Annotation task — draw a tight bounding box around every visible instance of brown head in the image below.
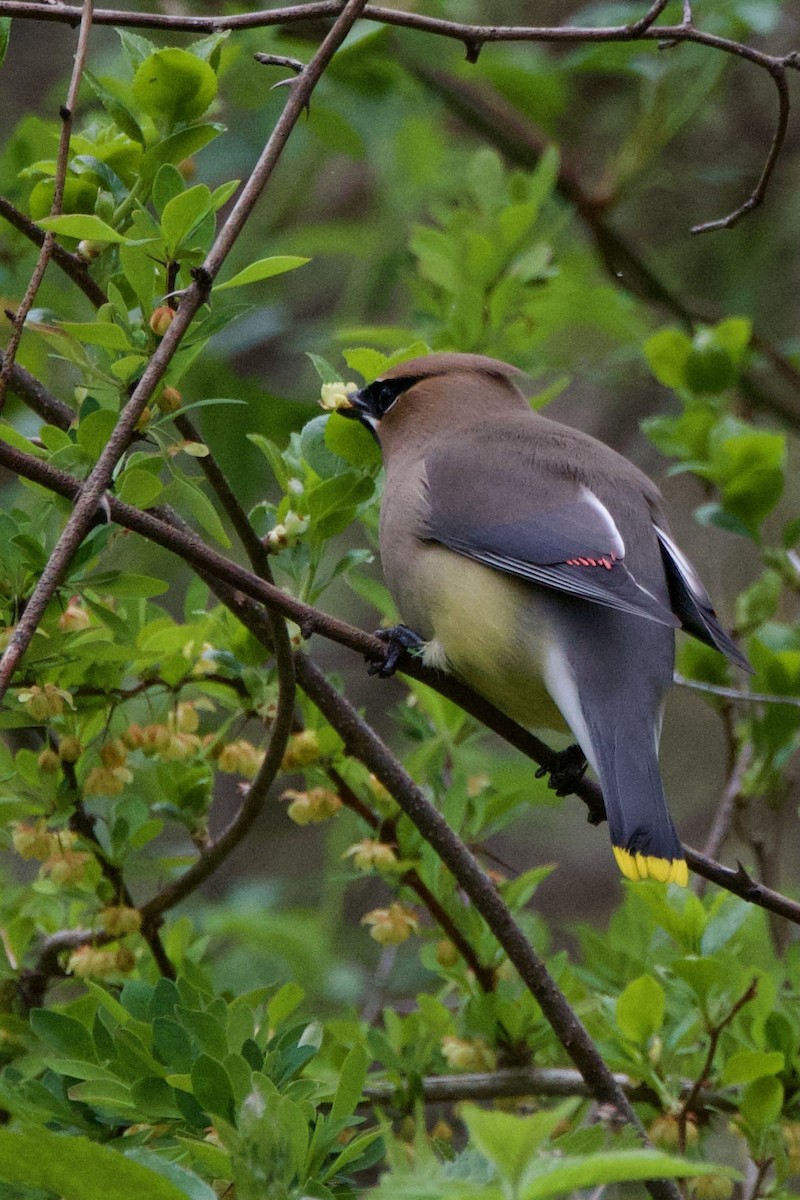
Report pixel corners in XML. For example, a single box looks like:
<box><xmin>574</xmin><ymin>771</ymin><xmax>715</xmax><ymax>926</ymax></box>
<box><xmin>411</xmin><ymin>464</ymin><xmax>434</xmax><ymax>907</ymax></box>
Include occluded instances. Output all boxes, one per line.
<box><xmin>342</xmin><ymin>352</ymin><xmax>530</xmax><ymax>456</ymax></box>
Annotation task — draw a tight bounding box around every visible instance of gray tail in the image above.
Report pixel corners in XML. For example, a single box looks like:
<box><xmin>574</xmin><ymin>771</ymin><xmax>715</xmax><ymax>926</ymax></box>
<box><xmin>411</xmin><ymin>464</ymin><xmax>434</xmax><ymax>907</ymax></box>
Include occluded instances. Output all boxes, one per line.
<box><xmin>584</xmin><ymin>707</ymin><xmax>687</xmax><ymax>886</ymax></box>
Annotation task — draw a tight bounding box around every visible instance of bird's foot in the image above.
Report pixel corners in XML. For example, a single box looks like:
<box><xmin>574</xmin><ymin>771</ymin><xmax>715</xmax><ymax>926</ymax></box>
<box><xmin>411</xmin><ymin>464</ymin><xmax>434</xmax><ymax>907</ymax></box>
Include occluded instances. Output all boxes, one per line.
<box><xmin>369</xmin><ymin>624</ymin><xmax>425</xmax><ymax>678</ymax></box>
<box><xmin>536</xmin><ymin>743</ymin><xmax>588</xmax><ymax>797</ymax></box>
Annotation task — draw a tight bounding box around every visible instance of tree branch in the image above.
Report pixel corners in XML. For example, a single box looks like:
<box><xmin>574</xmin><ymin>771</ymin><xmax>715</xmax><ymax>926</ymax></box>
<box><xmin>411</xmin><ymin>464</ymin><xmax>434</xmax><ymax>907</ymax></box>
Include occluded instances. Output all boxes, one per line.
<box><xmin>0</xmin><ymin>2</ymin><xmax>794</xmax><ymax>233</ymax></box>
<box><xmin>293</xmin><ymin>652</ymin><xmax>681</xmax><ymax>1200</ymax></box>
<box><xmin>0</xmin><ymin>197</ymin><xmax>108</xmax><ymax>309</ymax></box>
<box><xmin>0</xmin><ymin>0</ymin><xmax>94</xmax><ymax>407</ymax></box>
<box><xmin>0</xmin><ymin>0</ymin><xmax>370</xmax><ymax>703</ymax></box>
<box><xmin>361</xmin><ymin>1065</ymin><xmax>735</xmax><ymax>1112</ymax></box>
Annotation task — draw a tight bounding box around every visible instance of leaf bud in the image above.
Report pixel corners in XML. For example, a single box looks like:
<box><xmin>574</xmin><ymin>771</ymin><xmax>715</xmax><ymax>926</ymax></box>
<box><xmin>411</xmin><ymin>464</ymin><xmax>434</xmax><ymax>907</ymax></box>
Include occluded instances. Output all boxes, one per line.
<box><xmin>149</xmin><ymin>306</ymin><xmax>176</xmax><ymax>337</ymax></box>
<box><xmin>157</xmin><ymin>386</ymin><xmax>182</xmax><ymax>413</ymax></box>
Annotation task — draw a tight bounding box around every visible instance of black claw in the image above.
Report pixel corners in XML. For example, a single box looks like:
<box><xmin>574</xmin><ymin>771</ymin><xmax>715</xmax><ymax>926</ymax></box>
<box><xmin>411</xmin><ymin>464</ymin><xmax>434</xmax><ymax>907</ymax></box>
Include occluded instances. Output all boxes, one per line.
<box><xmin>368</xmin><ymin>624</ymin><xmax>425</xmax><ymax>678</ymax></box>
<box><xmin>536</xmin><ymin>744</ymin><xmax>588</xmax><ymax>797</ymax></box>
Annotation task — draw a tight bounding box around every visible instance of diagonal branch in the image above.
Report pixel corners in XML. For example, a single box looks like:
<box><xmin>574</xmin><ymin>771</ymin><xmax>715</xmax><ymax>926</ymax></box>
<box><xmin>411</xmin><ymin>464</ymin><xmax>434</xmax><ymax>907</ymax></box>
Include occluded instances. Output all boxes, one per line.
<box><xmin>0</xmin><ymin>197</ymin><xmax>108</xmax><ymax>309</ymax></box>
<box><xmin>294</xmin><ymin>652</ymin><xmax>681</xmax><ymax>1200</ymax></box>
<box><xmin>0</xmin><ymin>0</ymin><xmax>370</xmax><ymax>705</ymax></box>
<box><xmin>0</xmin><ymin>0</ymin><xmax>94</xmax><ymax>407</ymax></box>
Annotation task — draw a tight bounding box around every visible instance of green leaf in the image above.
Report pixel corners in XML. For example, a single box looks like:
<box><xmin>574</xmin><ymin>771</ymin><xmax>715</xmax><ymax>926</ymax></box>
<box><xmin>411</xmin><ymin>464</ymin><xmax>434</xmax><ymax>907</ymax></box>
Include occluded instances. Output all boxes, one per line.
<box><xmin>519</xmin><ymin>1151</ymin><xmax>738</xmax><ymax>1199</ymax></box>
<box><xmin>133</xmin><ymin>49</ymin><xmax>218</xmax><ymax>125</ymax></box>
<box><xmin>117</xmin><ymin>28</ymin><xmax>157</xmax><ymax>71</ymax></box>
<box><xmin>306</xmin><ymin>353</ymin><xmax>342</xmax><ymax>385</ymax></box>
<box><xmin>306</xmin><ymin>472</ymin><xmax>374</xmax><ymax>538</ymax></box>
<box><xmin>643</xmin><ymin>327</ymin><xmax>692</xmax><ymax>389</ymax></box>
<box><xmin>740</xmin><ymin>1075</ymin><xmax>784</xmax><ymax>1132</ymax></box>
<box><xmin>721</xmin><ymin>1049</ymin><xmax>785</xmax><ymax>1086</ymax></box>
<box><xmin>37</xmin><ymin>214</ymin><xmax>134</xmax><ymax>243</ymax></box>
<box><xmin>162</xmin><ymin>474</ymin><xmax>231</xmax><ymax>548</ymax></box>
<box><xmin>331</xmin><ymin>1044</ymin><xmax>368</xmax><ymax>1122</ymax></box>
<box><xmin>153</xmin><ymin>163</ymin><xmax>186</xmax><ymax>219</ymax></box>
<box><xmin>85</xmin><ymin>571</ymin><xmax>169</xmax><ymax>598</ymax></box>
<box><xmin>31</xmin><ymin>1009</ymin><xmax>97</xmax><ymax>1061</ymax></box>
<box><xmin>116</xmin><ymin>467</ymin><xmax>164</xmax><ymax>508</ymax></box>
<box><xmin>713</xmin><ymin>316</ymin><xmax>752</xmax><ymax>362</ymax></box>
<box><xmin>0</xmin><ymin>19</ymin><xmax>10</xmax><ymax>68</ymax></box>
<box><xmin>139</xmin><ymin>124</ymin><xmax>224</xmax><ymax>187</ymax></box>
<box><xmin>463</xmin><ymin>1103</ymin><xmax>573</xmax><ymax>1190</ymax></box>
<box><xmin>615</xmin><ymin>974</ymin><xmax>665</xmax><ymax>1044</ymax></box>
<box><xmin>75</xmin><ymin>408</ymin><xmax>117</xmax><ymax>460</ymax></box>
<box><xmin>58</xmin><ymin>321</ymin><xmax>131</xmax><ymax>351</ymax></box>
<box><xmin>83</xmin><ymin>70</ymin><xmax>145</xmax><ymax>145</ymax></box>
<box><xmin>161</xmin><ymin>184</ymin><xmax>214</xmax><ymax>256</ymax></box>
<box><xmin>0</xmin><ymin>1128</ymin><xmax>193</xmax><ymax>1200</ymax></box>
<box><xmin>214</xmin><ymin>255</ymin><xmax>309</xmax><ymax>292</ymax></box>
<box><xmin>123</xmin><ymin>1148</ymin><xmax>217</xmax><ymax>1200</ymax></box>
<box><xmin>324</xmin><ymin>412</ymin><xmax>381</xmax><ymax>469</ymax></box>
<box><xmin>190</xmin><ymin>1053</ymin><xmax>235</xmax><ymax>1122</ymax></box>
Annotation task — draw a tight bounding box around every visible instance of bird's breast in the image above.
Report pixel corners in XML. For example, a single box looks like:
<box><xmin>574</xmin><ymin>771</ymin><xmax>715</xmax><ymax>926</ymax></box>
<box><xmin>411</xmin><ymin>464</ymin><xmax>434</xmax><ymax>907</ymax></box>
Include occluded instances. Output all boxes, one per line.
<box><xmin>397</xmin><ymin>543</ymin><xmax>568</xmax><ymax>734</ymax></box>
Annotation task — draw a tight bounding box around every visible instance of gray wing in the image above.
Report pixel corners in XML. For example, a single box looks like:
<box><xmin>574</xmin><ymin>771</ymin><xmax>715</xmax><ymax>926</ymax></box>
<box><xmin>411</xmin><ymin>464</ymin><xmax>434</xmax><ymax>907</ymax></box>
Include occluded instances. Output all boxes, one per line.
<box><xmin>423</xmin><ymin>444</ymin><xmax>679</xmax><ymax>628</ymax></box>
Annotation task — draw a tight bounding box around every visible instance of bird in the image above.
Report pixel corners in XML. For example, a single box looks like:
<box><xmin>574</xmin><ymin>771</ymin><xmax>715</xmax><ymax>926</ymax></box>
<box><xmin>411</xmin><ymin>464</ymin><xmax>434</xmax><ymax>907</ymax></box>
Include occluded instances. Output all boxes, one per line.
<box><xmin>336</xmin><ymin>351</ymin><xmax>752</xmax><ymax>886</ymax></box>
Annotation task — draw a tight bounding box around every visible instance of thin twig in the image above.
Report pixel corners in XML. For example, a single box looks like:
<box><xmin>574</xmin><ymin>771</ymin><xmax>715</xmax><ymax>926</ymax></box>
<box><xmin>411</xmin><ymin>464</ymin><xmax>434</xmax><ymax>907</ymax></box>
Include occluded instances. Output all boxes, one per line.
<box><xmin>0</xmin><ymin>2</ymin><xmax>796</xmax><ymax>230</ymax></box>
<box><xmin>0</xmin><ymin>0</ymin><xmax>370</xmax><ymax>704</ymax></box>
<box><xmin>675</xmin><ymin>674</ymin><xmax>800</xmax><ymax>709</ymax></box>
<box><xmin>328</xmin><ymin>767</ymin><xmax>496</xmax><ymax>991</ymax></box>
<box><xmin>690</xmin><ymin>64</ymin><xmax>791</xmax><ymax>234</ymax></box>
<box><xmin>409</xmin><ymin>62</ymin><xmax>800</xmax><ymax>431</ymax></box>
<box><xmin>677</xmin><ymin>977</ymin><xmax>758</xmax><ymax>1153</ymax></box>
<box><xmin>0</xmin><ymin>197</ymin><xmax>108</xmax><ymax>309</ymax></box>
<box><xmin>695</xmin><ymin>741</ymin><xmax>753</xmax><ymax>888</ymax></box>
<box><xmin>0</xmin><ymin>0</ymin><xmax>94</xmax><ymax>407</ymax></box>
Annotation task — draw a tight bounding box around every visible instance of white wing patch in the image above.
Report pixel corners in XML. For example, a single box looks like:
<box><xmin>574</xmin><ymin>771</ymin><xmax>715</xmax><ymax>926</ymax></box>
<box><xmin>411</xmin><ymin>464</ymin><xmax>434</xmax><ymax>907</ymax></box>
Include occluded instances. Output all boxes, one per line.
<box><xmin>579</xmin><ymin>486</ymin><xmax>626</xmax><ymax>559</ymax></box>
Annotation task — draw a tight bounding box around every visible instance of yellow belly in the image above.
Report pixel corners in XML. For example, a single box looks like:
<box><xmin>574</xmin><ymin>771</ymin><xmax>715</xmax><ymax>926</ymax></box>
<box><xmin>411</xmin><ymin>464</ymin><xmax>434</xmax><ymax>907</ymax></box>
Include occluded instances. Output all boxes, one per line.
<box><xmin>413</xmin><ymin>546</ymin><xmax>567</xmax><ymax>734</ymax></box>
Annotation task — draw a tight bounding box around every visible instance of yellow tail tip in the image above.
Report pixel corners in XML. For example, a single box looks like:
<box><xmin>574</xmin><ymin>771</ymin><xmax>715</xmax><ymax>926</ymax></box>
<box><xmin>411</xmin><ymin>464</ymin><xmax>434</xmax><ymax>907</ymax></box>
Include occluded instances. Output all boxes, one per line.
<box><xmin>613</xmin><ymin>847</ymin><xmax>688</xmax><ymax>887</ymax></box>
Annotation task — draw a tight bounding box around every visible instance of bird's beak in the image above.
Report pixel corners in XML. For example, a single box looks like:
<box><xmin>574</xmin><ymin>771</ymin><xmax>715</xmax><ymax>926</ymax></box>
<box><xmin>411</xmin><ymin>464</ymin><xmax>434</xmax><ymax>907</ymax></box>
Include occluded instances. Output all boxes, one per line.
<box><xmin>319</xmin><ymin>381</ymin><xmax>369</xmax><ymax>420</ymax></box>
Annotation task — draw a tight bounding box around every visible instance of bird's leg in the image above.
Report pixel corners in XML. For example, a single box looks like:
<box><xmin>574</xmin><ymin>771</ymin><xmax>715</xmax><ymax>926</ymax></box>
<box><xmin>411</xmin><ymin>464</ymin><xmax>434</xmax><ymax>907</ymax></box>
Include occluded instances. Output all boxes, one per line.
<box><xmin>369</xmin><ymin>624</ymin><xmax>426</xmax><ymax>678</ymax></box>
<box><xmin>536</xmin><ymin>744</ymin><xmax>588</xmax><ymax>797</ymax></box>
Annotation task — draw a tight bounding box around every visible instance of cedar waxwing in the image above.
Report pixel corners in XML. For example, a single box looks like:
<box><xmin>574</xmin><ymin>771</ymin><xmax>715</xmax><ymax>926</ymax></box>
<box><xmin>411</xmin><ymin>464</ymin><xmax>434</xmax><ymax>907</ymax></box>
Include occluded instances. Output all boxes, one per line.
<box><xmin>339</xmin><ymin>352</ymin><xmax>752</xmax><ymax>886</ymax></box>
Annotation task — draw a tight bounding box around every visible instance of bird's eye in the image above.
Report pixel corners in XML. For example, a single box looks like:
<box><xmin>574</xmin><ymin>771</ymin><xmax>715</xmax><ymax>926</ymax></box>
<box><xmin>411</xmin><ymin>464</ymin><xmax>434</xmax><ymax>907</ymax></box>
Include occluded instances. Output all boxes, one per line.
<box><xmin>378</xmin><ymin>384</ymin><xmax>398</xmax><ymax>415</ymax></box>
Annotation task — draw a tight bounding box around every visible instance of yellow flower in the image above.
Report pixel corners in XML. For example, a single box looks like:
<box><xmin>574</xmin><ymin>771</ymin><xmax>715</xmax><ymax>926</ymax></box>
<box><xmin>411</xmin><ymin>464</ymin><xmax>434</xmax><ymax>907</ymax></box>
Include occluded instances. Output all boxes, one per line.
<box><xmin>12</xmin><ymin>821</ymin><xmax>59</xmax><ymax>861</ymax></box>
<box><xmin>218</xmin><ymin>739</ymin><xmax>265</xmax><ymax>778</ymax></box>
<box><xmin>281</xmin><ymin>730</ymin><xmax>321</xmax><ymax>770</ymax></box>
<box><xmin>68</xmin><ymin>946</ymin><xmax>121</xmax><ymax>978</ymax></box>
<box><xmin>343</xmin><ymin>839</ymin><xmax>398</xmax><ymax>872</ymax></box>
<box><xmin>18</xmin><ymin>683</ymin><xmax>74</xmax><ymax>719</ymax></box>
<box><xmin>58</xmin><ymin>596</ymin><xmax>91</xmax><ymax>632</ymax></box>
<box><xmin>100</xmin><ymin>739</ymin><xmax>128</xmax><ymax>769</ymax></box>
<box><xmin>319</xmin><ymin>380</ymin><xmax>357</xmax><ymax>412</ymax></box>
<box><xmin>361</xmin><ymin>902</ymin><xmax>419</xmax><ymax>946</ymax></box>
<box><xmin>37</xmin><ymin>749</ymin><xmax>60</xmax><ymax>775</ymax></box>
<box><xmin>42</xmin><ymin>849</ymin><xmax>91</xmax><ymax>886</ymax></box>
<box><xmin>101</xmin><ymin>906</ymin><xmax>142</xmax><ymax>936</ymax></box>
<box><xmin>84</xmin><ymin>765</ymin><xmax>133</xmax><ymax>797</ymax></box>
<box><xmin>440</xmin><ymin>1036</ymin><xmax>496</xmax><ymax>1073</ymax></box>
<box><xmin>149</xmin><ymin>305</ymin><xmax>176</xmax><ymax>337</ymax></box>
<box><xmin>283</xmin><ymin>787</ymin><xmax>342</xmax><ymax>825</ymax></box>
